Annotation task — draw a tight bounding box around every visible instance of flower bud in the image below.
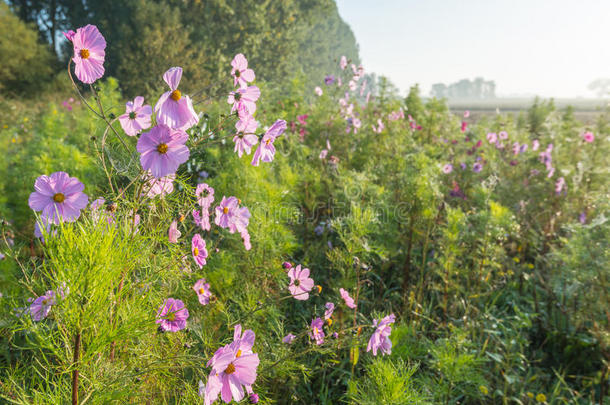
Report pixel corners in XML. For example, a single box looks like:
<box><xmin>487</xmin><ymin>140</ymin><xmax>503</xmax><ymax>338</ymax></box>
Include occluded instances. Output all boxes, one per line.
<box><xmin>316</xmin><ymin>285</ymin><xmax>322</xmax><ymax>293</ymax></box>
<box><xmin>282</xmin><ymin>262</ymin><xmax>292</xmax><ymax>269</ymax></box>
<box><xmin>249</xmin><ymin>393</ymin><xmax>259</xmax><ymax>403</ymax></box>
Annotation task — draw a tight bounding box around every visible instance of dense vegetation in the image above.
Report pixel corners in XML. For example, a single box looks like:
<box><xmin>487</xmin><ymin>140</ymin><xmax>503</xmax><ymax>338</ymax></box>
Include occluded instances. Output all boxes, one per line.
<box><xmin>0</xmin><ymin>2</ymin><xmax>608</xmax><ymax>404</ymax></box>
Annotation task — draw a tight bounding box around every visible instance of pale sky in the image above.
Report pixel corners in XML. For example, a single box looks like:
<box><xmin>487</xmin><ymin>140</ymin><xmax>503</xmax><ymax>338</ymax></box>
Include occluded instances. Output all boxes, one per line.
<box><xmin>336</xmin><ymin>0</ymin><xmax>610</xmax><ymax>98</ymax></box>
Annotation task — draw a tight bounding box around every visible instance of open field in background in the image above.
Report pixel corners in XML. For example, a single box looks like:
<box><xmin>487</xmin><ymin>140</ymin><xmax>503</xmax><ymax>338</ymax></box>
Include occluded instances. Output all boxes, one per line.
<box><xmin>447</xmin><ymin>98</ymin><xmax>609</xmax><ymax>123</ymax></box>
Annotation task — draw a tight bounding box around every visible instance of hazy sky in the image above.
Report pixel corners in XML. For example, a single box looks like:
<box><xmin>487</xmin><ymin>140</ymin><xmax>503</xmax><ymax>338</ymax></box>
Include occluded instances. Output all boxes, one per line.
<box><xmin>336</xmin><ymin>0</ymin><xmax>610</xmax><ymax>98</ymax></box>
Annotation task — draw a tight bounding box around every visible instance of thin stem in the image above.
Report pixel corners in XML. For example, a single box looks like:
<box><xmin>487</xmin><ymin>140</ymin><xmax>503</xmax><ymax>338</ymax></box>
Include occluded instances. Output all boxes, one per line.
<box><xmin>71</xmin><ymin>331</ymin><xmax>81</xmax><ymax>405</ymax></box>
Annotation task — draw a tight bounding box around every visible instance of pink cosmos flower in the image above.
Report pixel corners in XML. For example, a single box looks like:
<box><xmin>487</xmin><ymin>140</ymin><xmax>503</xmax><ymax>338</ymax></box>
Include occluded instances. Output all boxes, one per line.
<box><xmin>372</xmin><ymin>118</ymin><xmax>385</xmax><ymax>133</ymax></box>
<box><xmin>499</xmin><ymin>131</ymin><xmax>508</xmax><ymax>140</ymax></box>
<box><xmin>168</xmin><ymin>220</ymin><xmax>181</xmax><ymax>243</ymax></box>
<box><xmin>314</xmin><ymin>86</ymin><xmax>323</xmax><ymax>96</ymax></box>
<box><xmin>340</xmin><ymin>55</ymin><xmax>347</xmax><ymax>70</ymax></box>
<box><xmin>512</xmin><ymin>142</ymin><xmax>521</xmax><ymax>155</ymax></box>
<box><xmin>143</xmin><ymin>172</ymin><xmax>175</xmax><ymax>198</ymax></box>
<box><xmin>228</xmin><ymin>86</ymin><xmax>261</xmax><ymax>115</ymax></box>
<box><xmin>28</xmin><ymin>172</ymin><xmax>88</xmax><ymax>225</ymax></box>
<box><xmin>192</xmin><ymin>234</ymin><xmax>208</xmax><ymax>268</ymax></box>
<box><xmin>473</xmin><ymin>162</ymin><xmax>483</xmax><ymax>173</ymax></box>
<box><xmin>442</xmin><ymin>164</ymin><xmax>453</xmax><ymax>174</ymax></box>
<box><xmin>154</xmin><ymin>67</ymin><xmax>199</xmax><ymax>131</ymax></box>
<box><xmin>137</xmin><ymin>125</ymin><xmax>190</xmax><ymax>178</ymax></box>
<box><xmin>324</xmin><ymin>302</ymin><xmax>335</xmax><ymax>320</ymax></box>
<box><xmin>309</xmin><ymin>317</ymin><xmax>325</xmax><ymax>345</ymax></box>
<box><xmin>532</xmin><ymin>139</ymin><xmax>540</xmax><ymax>151</ymax></box>
<box><xmin>193</xmin><ymin>278</ymin><xmax>212</xmax><ymax>305</ymax></box>
<box><xmin>464</xmin><ymin>110</ymin><xmax>470</xmax><ymax>118</ymax></box>
<box><xmin>119</xmin><ymin>96</ymin><xmax>152</xmax><ymax>136</ymax></box>
<box><xmin>297</xmin><ymin>115</ymin><xmax>308</xmax><ymax>126</ymax></box>
<box><xmin>240</xmin><ymin>229</ymin><xmax>252</xmax><ymax>251</ymax></box>
<box><xmin>234</xmin><ymin>121</ymin><xmax>259</xmax><ymax>157</ymax></box>
<box><xmin>582</xmin><ymin>131</ymin><xmax>594</xmax><ymax>143</ymax></box>
<box><xmin>196</xmin><ymin>183</ymin><xmax>215</xmax><ymax>209</ymax></box>
<box><xmin>30</xmin><ymin>290</ymin><xmax>55</xmax><ymax>321</ymax></box>
<box><xmin>156</xmin><ymin>298</ymin><xmax>189</xmax><ymax>332</ymax></box>
<box><xmin>352</xmin><ymin>117</ymin><xmax>362</xmax><ymax>133</ymax></box>
<box><xmin>193</xmin><ymin>208</ymin><xmax>212</xmax><ymax>231</ymax></box>
<box><xmin>63</xmin><ymin>30</ymin><xmax>75</xmax><ymax>41</ymax></box>
<box><xmin>348</xmin><ymin>80</ymin><xmax>357</xmax><ymax>91</ymax></box>
<box><xmin>486</xmin><ymin>132</ymin><xmax>497</xmax><ymax>143</ymax></box>
<box><xmin>287</xmin><ymin>264</ymin><xmax>314</xmax><ymax>300</ymax></box>
<box><xmin>34</xmin><ymin>217</ymin><xmax>53</xmax><ymax>240</ymax></box>
<box><xmin>319</xmin><ymin>149</ymin><xmax>329</xmax><ymax>159</ymax></box>
<box><xmin>461</xmin><ymin>121</ymin><xmax>468</xmax><ymax>132</ymax></box>
<box><xmin>215</xmin><ymin>196</ymin><xmax>238</xmax><ymax>229</ymax></box>
<box><xmin>340</xmin><ymin>288</ymin><xmax>356</xmax><ymax>309</ymax></box>
<box><xmin>231</xmin><ymin>53</ymin><xmax>256</xmax><ymax>88</ymax></box>
<box><xmin>283</xmin><ymin>333</ymin><xmax>296</xmax><ymax>344</ymax></box>
<box><xmin>367</xmin><ymin>313</ymin><xmax>396</xmax><ymax>356</ymax></box>
<box><xmin>70</xmin><ymin>25</ymin><xmax>106</xmax><ymax>84</ymax></box>
<box><xmin>251</xmin><ymin>119</ymin><xmax>286</xmax><ymax>166</ymax></box>
<box><xmin>555</xmin><ymin>177</ymin><xmax>566</xmax><ymax>195</ymax></box>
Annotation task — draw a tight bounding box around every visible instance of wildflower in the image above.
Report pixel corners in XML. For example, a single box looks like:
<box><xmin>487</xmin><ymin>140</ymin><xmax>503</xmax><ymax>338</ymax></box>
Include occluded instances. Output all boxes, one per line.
<box><xmin>70</xmin><ymin>25</ymin><xmax>106</xmax><ymax>84</ymax></box>
<box><xmin>479</xmin><ymin>385</ymin><xmax>488</xmax><ymax>395</ymax></box>
<box><xmin>154</xmin><ymin>67</ymin><xmax>199</xmax><ymax>131</ymax></box>
<box><xmin>287</xmin><ymin>264</ymin><xmax>314</xmax><ymax>300</ymax></box>
<box><xmin>324</xmin><ymin>75</ymin><xmax>335</xmax><ymax>85</ymax></box>
<box><xmin>532</xmin><ymin>139</ymin><xmax>540</xmax><ymax>150</ymax></box>
<box><xmin>249</xmin><ymin>393</ymin><xmax>259</xmax><ymax>403</ymax></box>
<box><xmin>215</xmin><ymin>196</ymin><xmax>238</xmax><ymax>229</ymax></box>
<box><xmin>314</xmin><ymin>86</ymin><xmax>323</xmax><ymax>96</ymax></box>
<box><xmin>233</xmin><ymin>114</ymin><xmax>259</xmax><ymax>158</ymax></box>
<box><xmin>367</xmin><ymin>313</ymin><xmax>396</xmax><ymax>356</ymax></box>
<box><xmin>579</xmin><ymin>212</ymin><xmax>586</xmax><ymax>224</ymax></box>
<box><xmin>156</xmin><ymin>298</ymin><xmax>189</xmax><ymax>332</ymax></box>
<box><xmin>316</xmin><ymin>285</ymin><xmax>322</xmax><ymax>293</ymax></box>
<box><xmin>464</xmin><ymin>110</ymin><xmax>470</xmax><ymax>118</ymax></box>
<box><xmin>340</xmin><ymin>288</ymin><xmax>356</xmax><ymax>309</ymax></box>
<box><xmin>319</xmin><ymin>149</ymin><xmax>328</xmax><ymax>159</ymax></box>
<box><xmin>251</xmin><ymin>119</ymin><xmax>287</xmax><ymax>166</ymax></box>
<box><xmin>28</xmin><ymin>172</ymin><xmax>88</xmax><ymax>225</ymax></box>
<box><xmin>231</xmin><ymin>53</ymin><xmax>255</xmax><ymax>88</ymax></box>
<box><xmin>520</xmin><ymin>143</ymin><xmax>528</xmax><ymax>153</ymax></box>
<box><xmin>486</xmin><ymin>132</ymin><xmax>497</xmax><ymax>143</ymax></box>
<box><xmin>555</xmin><ymin>177</ymin><xmax>566</xmax><ymax>195</ymax></box>
<box><xmin>168</xmin><ymin>220</ymin><xmax>181</xmax><ymax>243</ymax></box>
<box><xmin>240</xmin><ymin>229</ymin><xmax>252</xmax><ymax>250</ymax></box>
<box><xmin>143</xmin><ymin>172</ymin><xmax>175</xmax><ymax>198</ymax></box>
<box><xmin>340</xmin><ymin>55</ymin><xmax>347</xmax><ymax>69</ymax></box>
<box><xmin>191</xmin><ymin>279</ymin><xmax>212</xmax><ymax>306</ymax></box>
<box><xmin>352</xmin><ymin>117</ymin><xmax>362</xmax><ymax>133</ymax></box>
<box><xmin>535</xmin><ymin>393</ymin><xmax>547</xmax><ymax>403</ymax></box>
<box><xmin>499</xmin><ymin>131</ymin><xmax>508</xmax><ymax>139</ymax></box>
<box><xmin>137</xmin><ymin>125</ymin><xmax>190</xmax><ymax>178</ymax></box>
<box><xmin>63</xmin><ymin>30</ymin><xmax>75</xmax><ymax>41</ymax></box>
<box><xmin>30</xmin><ymin>290</ymin><xmax>55</xmax><ymax>321</ymax></box>
<box><xmin>119</xmin><ymin>96</ymin><xmax>152</xmax><ymax>136</ymax></box>
<box><xmin>314</xmin><ymin>225</ymin><xmax>324</xmax><ymax>236</ymax></box>
<box><xmin>372</xmin><ymin>118</ymin><xmax>385</xmax><ymax>133</ymax></box>
<box><xmin>324</xmin><ymin>302</ymin><xmax>335</xmax><ymax>319</ymax></box>
<box><xmin>461</xmin><ymin>121</ymin><xmax>468</xmax><ymax>132</ymax></box>
<box><xmin>228</xmin><ymin>86</ymin><xmax>261</xmax><ymax>115</ymax></box>
<box><xmin>348</xmin><ymin>80</ymin><xmax>357</xmax><ymax>91</ymax></box>
<box><xmin>582</xmin><ymin>131</ymin><xmax>594</xmax><ymax>142</ymax></box>
<box><xmin>442</xmin><ymin>164</ymin><xmax>453</xmax><ymax>174</ymax></box>
<box><xmin>283</xmin><ymin>333</ymin><xmax>296</xmax><ymax>344</ymax></box>
<box><xmin>527</xmin><ymin>392</ymin><xmax>534</xmax><ymax>398</ymax></box>
<box><xmin>297</xmin><ymin>114</ymin><xmax>308</xmax><ymax>126</ymax></box>
<box><xmin>473</xmin><ymin>162</ymin><xmax>483</xmax><ymax>173</ymax></box>
<box><xmin>282</xmin><ymin>261</ymin><xmax>293</xmax><ymax>269</ymax></box>
<box><xmin>309</xmin><ymin>317</ymin><xmax>325</xmax><ymax>345</ymax></box>
<box><xmin>192</xmin><ymin>234</ymin><xmax>208</xmax><ymax>268</ymax></box>
<box><xmin>196</xmin><ymin>183</ymin><xmax>215</xmax><ymax>209</ymax></box>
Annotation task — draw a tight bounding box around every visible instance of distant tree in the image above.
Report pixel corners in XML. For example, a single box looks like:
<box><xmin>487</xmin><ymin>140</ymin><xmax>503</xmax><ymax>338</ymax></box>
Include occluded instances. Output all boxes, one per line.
<box><xmin>0</xmin><ymin>3</ymin><xmax>56</xmax><ymax>96</ymax></box>
<box><xmin>588</xmin><ymin>78</ymin><xmax>610</xmax><ymax>98</ymax></box>
<box><xmin>405</xmin><ymin>84</ymin><xmax>424</xmax><ymax>120</ymax></box>
<box><xmin>430</xmin><ymin>83</ymin><xmax>447</xmax><ymax>98</ymax></box>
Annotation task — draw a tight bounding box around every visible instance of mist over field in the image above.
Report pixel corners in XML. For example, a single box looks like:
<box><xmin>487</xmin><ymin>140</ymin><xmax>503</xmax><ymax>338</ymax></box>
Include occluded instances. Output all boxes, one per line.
<box><xmin>0</xmin><ymin>1</ymin><xmax>608</xmax><ymax>404</ymax></box>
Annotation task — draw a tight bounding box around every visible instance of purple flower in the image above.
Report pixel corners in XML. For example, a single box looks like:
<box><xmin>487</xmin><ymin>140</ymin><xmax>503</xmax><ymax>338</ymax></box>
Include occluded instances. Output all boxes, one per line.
<box><xmin>70</xmin><ymin>25</ymin><xmax>106</xmax><ymax>84</ymax></box>
<box><xmin>473</xmin><ymin>163</ymin><xmax>483</xmax><ymax>173</ymax></box>
<box><xmin>340</xmin><ymin>288</ymin><xmax>356</xmax><ymax>309</ymax></box>
<box><xmin>367</xmin><ymin>314</ymin><xmax>396</xmax><ymax>356</ymax></box>
<box><xmin>154</xmin><ymin>67</ymin><xmax>199</xmax><ymax>131</ymax></box>
<box><xmin>309</xmin><ymin>317</ymin><xmax>325</xmax><ymax>345</ymax></box>
<box><xmin>143</xmin><ymin>172</ymin><xmax>175</xmax><ymax>198</ymax></box>
<box><xmin>324</xmin><ymin>302</ymin><xmax>335</xmax><ymax>320</ymax></box>
<box><xmin>287</xmin><ymin>264</ymin><xmax>314</xmax><ymax>300</ymax></box>
<box><xmin>196</xmin><ymin>183</ymin><xmax>215</xmax><ymax>209</ymax></box>
<box><xmin>532</xmin><ymin>139</ymin><xmax>540</xmax><ymax>151</ymax></box>
<box><xmin>193</xmin><ymin>278</ymin><xmax>211</xmax><ymax>305</ymax></box>
<box><xmin>486</xmin><ymin>132</ymin><xmax>497</xmax><ymax>143</ymax></box>
<box><xmin>582</xmin><ymin>131</ymin><xmax>594</xmax><ymax>143</ymax></box>
<box><xmin>119</xmin><ymin>96</ymin><xmax>152</xmax><ymax>136</ymax></box>
<box><xmin>28</xmin><ymin>172</ymin><xmax>89</xmax><ymax>225</ymax></box>
<box><xmin>228</xmin><ymin>86</ymin><xmax>261</xmax><ymax>115</ymax></box>
<box><xmin>324</xmin><ymin>75</ymin><xmax>335</xmax><ymax>85</ymax></box>
<box><xmin>249</xmin><ymin>393</ymin><xmax>259</xmax><ymax>403</ymax></box>
<box><xmin>168</xmin><ymin>220</ymin><xmax>181</xmax><ymax>243</ymax></box>
<box><xmin>442</xmin><ymin>164</ymin><xmax>453</xmax><ymax>174</ymax></box>
<box><xmin>156</xmin><ymin>298</ymin><xmax>189</xmax><ymax>332</ymax></box>
<box><xmin>499</xmin><ymin>131</ymin><xmax>508</xmax><ymax>140</ymax></box>
<box><xmin>215</xmin><ymin>196</ymin><xmax>238</xmax><ymax>229</ymax></box>
<box><xmin>251</xmin><ymin>119</ymin><xmax>286</xmax><ymax>166</ymax></box>
<box><xmin>192</xmin><ymin>234</ymin><xmax>208</xmax><ymax>268</ymax></box>
<box><xmin>137</xmin><ymin>125</ymin><xmax>190</xmax><ymax>178</ymax></box>
<box><xmin>231</xmin><ymin>53</ymin><xmax>256</xmax><ymax>88</ymax></box>
<box><xmin>30</xmin><ymin>290</ymin><xmax>55</xmax><ymax>321</ymax></box>
<box><xmin>555</xmin><ymin>177</ymin><xmax>566</xmax><ymax>195</ymax></box>
<box><xmin>579</xmin><ymin>212</ymin><xmax>587</xmax><ymax>224</ymax></box>
<box><xmin>314</xmin><ymin>225</ymin><xmax>324</xmax><ymax>236</ymax></box>
<box><xmin>282</xmin><ymin>333</ymin><xmax>296</xmax><ymax>344</ymax></box>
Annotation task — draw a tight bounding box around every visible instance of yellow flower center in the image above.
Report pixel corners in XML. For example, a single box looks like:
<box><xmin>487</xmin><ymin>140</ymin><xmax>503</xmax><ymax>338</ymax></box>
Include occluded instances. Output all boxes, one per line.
<box><xmin>198</xmin><ymin>288</ymin><xmax>205</xmax><ymax>294</ymax></box>
<box><xmin>42</xmin><ymin>299</ymin><xmax>48</xmax><ymax>305</ymax></box>
<box><xmin>313</xmin><ymin>327</ymin><xmax>319</xmax><ymax>335</ymax></box>
<box><xmin>236</xmin><ymin>349</ymin><xmax>242</xmax><ymax>358</ymax></box>
<box><xmin>79</xmin><ymin>49</ymin><xmax>90</xmax><ymax>59</ymax></box>
<box><xmin>225</xmin><ymin>363</ymin><xmax>236</xmax><ymax>374</ymax></box>
<box><xmin>265</xmin><ymin>138</ymin><xmax>271</xmax><ymax>145</ymax></box>
<box><xmin>157</xmin><ymin>143</ymin><xmax>168</xmax><ymax>154</ymax></box>
<box><xmin>326</xmin><ymin>318</ymin><xmax>333</xmax><ymax>326</ymax></box>
<box><xmin>223</xmin><ymin>207</ymin><xmax>229</xmax><ymax>214</ymax></box>
<box><xmin>193</xmin><ymin>247</ymin><xmax>199</xmax><ymax>257</ymax></box>
<box><xmin>53</xmin><ymin>193</ymin><xmax>65</xmax><ymax>203</ymax></box>
<box><xmin>167</xmin><ymin>312</ymin><xmax>176</xmax><ymax>321</ymax></box>
<box><xmin>237</xmin><ymin>199</ymin><xmax>242</xmax><ymax>204</ymax></box>
<box><xmin>170</xmin><ymin>90</ymin><xmax>182</xmax><ymax>101</ymax></box>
